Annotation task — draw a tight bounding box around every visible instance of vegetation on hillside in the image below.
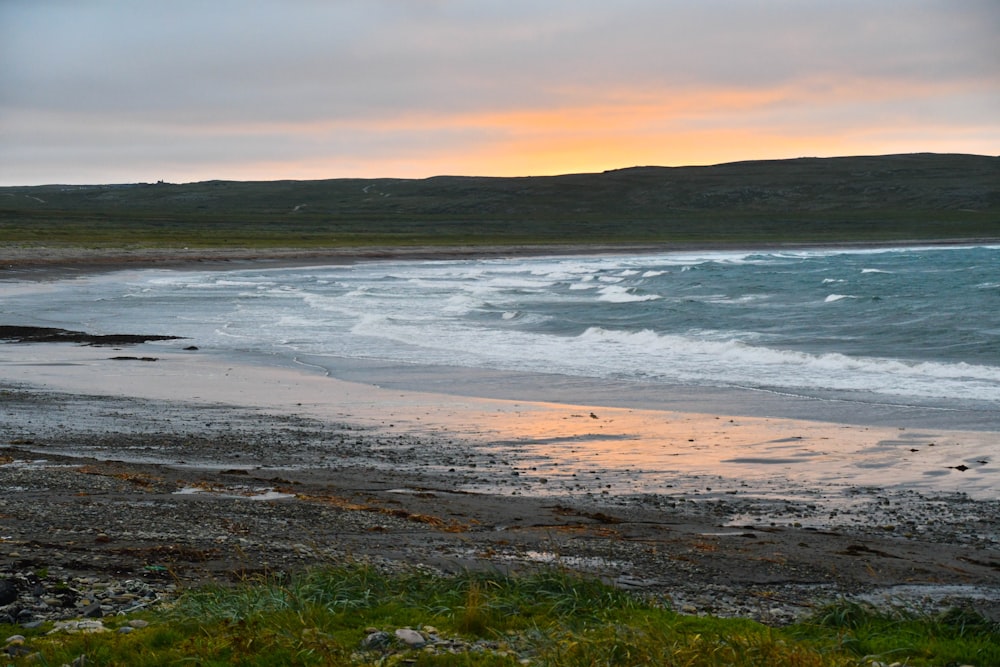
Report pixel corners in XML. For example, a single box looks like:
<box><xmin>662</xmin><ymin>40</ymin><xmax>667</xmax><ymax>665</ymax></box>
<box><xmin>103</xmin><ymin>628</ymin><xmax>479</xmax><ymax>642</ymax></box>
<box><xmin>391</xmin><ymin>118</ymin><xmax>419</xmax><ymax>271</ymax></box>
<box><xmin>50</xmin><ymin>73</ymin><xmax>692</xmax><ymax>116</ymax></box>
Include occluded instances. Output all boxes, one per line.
<box><xmin>2</xmin><ymin>154</ymin><xmax>998</xmax><ymax>248</ymax></box>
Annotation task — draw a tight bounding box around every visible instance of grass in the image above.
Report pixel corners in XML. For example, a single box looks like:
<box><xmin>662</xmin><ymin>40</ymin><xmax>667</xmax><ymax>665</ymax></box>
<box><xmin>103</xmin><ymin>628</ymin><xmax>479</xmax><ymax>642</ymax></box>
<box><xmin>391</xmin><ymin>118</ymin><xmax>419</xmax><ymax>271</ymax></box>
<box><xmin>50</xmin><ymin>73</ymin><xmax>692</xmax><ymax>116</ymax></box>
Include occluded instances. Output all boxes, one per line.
<box><xmin>3</xmin><ymin>208</ymin><xmax>997</xmax><ymax>250</ymax></box>
<box><xmin>2</xmin><ymin>154</ymin><xmax>998</xmax><ymax>250</ymax></box>
<box><xmin>3</xmin><ymin>566</ymin><xmax>997</xmax><ymax>666</ymax></box>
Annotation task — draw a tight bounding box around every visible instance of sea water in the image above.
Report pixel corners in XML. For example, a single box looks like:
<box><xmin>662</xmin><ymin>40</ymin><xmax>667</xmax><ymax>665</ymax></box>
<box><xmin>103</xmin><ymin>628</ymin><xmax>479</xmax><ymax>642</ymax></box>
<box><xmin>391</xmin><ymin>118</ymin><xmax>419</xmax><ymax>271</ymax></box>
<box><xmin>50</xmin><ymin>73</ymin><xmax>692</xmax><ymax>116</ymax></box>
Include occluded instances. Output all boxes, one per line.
<box><xmin>3</xmin><ymin>245</ymin><xmax>999</xmax><ymax>428</ymax></box>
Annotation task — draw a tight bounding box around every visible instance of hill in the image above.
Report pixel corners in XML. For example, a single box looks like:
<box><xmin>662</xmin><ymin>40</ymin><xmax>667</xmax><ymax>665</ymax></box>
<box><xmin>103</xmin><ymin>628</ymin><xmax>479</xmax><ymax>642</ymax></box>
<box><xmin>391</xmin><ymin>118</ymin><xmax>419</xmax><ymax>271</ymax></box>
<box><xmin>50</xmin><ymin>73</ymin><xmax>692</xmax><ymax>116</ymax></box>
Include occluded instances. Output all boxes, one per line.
<box><xmin>1</xmin><ymin>153</ymin><xmax>998</xmax><ymax>248</ymax></box>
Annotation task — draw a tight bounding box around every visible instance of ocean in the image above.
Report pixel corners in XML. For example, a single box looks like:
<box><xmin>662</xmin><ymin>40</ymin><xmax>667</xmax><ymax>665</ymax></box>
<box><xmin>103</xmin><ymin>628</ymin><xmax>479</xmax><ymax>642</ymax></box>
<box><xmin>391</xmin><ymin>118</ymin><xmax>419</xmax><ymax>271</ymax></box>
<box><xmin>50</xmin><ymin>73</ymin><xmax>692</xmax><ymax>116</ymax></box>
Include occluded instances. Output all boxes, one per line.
<box><xmin>4</xmin><ymin>245</ymin><xmax>999</xmax><ymax>429</ymax></box>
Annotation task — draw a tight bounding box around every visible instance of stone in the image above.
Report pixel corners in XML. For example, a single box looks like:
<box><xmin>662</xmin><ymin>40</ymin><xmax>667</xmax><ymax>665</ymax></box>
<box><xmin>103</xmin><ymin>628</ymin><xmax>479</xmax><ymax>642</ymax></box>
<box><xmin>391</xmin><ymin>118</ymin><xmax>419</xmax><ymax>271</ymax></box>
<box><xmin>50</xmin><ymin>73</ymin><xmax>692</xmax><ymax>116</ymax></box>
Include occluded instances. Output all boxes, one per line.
<box><xmin>81</xmin><ymin>602</ymin><xmax>103</xmax><ymax>618</ymax></box>
<box><xmin>0</xmin><ymin>580</ymin><xmax>17</xmax><ymax>606</ymax></box>
<box><xmin>3</xmin><ymin>644</ymin><xmax>33</xmax><ymax>659</ymax></box>
<box><xmin>76</xmin><ymin>620</ymin><xmax>106</xmax><ymax>633</ymax></box>
<box><xmin>50</xmin><ymin>620</ymin><xmax>106</xmax><ymax>635</ymax></box>
<box><xmin>395</xmin><ymin>627</ymin><xmax>426</xmax><ymax>648</ymax></box>
<box><xmin>360</xmin><ymin>630</ymin><xmax>391</xmax><ymax>650</ymax></box>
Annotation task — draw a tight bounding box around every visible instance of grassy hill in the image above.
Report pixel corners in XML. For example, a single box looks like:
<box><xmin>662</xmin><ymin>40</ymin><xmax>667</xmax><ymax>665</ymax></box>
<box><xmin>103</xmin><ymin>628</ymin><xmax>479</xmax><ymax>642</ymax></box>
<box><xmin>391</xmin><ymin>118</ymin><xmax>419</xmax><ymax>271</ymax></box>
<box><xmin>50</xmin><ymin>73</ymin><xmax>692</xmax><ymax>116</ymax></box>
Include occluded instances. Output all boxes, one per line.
<box><xmin>2</xmin><ymin>153</ymin><xmax>998</xmax><ymax>248</ymax></box>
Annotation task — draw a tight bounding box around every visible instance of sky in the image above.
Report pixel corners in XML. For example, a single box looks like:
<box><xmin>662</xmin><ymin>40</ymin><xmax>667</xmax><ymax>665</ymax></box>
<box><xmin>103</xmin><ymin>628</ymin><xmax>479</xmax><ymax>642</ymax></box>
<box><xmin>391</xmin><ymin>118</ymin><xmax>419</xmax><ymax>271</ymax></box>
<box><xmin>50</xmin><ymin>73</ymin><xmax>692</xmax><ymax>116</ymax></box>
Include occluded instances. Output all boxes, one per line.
<box><xmin>2</xmin><ymin>1</ymin><xmax>998</xmax><ymax>186</ymax></box>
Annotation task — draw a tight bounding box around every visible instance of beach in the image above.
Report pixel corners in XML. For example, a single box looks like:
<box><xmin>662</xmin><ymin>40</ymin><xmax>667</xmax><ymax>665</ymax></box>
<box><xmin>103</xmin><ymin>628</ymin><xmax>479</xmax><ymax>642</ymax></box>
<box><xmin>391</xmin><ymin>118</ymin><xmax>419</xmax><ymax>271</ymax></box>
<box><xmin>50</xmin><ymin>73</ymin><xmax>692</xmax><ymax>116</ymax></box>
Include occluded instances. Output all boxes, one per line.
<box><xmin>2</xmin><ymin>247</ymin><xmax>999</xmax><ymax>625</ymax></box>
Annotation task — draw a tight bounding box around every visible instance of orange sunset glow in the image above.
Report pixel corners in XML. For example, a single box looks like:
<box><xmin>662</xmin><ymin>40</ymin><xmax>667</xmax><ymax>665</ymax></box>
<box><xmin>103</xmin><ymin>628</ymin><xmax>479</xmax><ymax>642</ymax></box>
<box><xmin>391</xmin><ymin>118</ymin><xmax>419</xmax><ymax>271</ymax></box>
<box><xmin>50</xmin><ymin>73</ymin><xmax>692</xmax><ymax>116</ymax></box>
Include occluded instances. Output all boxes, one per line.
<box><xmin>2</xmin><ymin>2</ymin><xmax>997</xmax><ymax>185</ymax></box>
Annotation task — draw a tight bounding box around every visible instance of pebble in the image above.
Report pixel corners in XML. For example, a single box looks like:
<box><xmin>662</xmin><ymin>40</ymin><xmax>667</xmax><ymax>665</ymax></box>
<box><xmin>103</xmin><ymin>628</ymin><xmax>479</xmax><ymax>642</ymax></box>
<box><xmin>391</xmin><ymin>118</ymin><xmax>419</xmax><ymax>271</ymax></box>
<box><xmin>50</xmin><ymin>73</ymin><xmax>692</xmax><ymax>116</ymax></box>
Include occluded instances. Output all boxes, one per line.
<box><xmin>360</xmin><ymin>630</ymin><xmax>391</xmax><ymax>650</ymax></box>
<box><xmin>352</xmin><ymin>624</ymin><xmax>535</xmax><ymax>662</ymax></box>
<box><xmin>394</xmin><ymin>627</ymin><xmax>426</xmax><ymax>648</ymax></box>
<box><xmin>48</xmin><ymin>620</ymin><xmax>107</xmax><ymax>634</ymax></box>
<box><xmin>0</xmin><ymin>581</ymin><xmax>17</xmax><ymax>605</ymax></box>
<box><xmin>0</xmin><ymin>570</ymin><xmax>169</xmax><ymax>626</ymax></box>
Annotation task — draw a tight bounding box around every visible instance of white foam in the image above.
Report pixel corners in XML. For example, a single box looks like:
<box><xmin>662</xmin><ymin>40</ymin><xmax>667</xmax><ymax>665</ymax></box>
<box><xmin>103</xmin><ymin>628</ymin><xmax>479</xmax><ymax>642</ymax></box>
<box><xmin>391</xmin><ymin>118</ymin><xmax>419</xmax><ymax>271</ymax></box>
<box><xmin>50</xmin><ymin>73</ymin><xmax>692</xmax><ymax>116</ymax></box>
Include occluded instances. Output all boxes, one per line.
<box><xmin>572</xmin><ymin>327</ymin><xmax>1000</xmax><ymax>400</ymax></box>
<box><xmin>441</xmin><ymin>294</ymin><xmax>478</xmax><ymax>315</ymax></box>
<box><xmin>703</xmin><ymin>294</ymin><xmax>768</xmax><ymax>304</ymax></box>
<box><xmin>596</xmin><ymin>286</ymin><xmax>661</xmax><ymax>303</ymax></box>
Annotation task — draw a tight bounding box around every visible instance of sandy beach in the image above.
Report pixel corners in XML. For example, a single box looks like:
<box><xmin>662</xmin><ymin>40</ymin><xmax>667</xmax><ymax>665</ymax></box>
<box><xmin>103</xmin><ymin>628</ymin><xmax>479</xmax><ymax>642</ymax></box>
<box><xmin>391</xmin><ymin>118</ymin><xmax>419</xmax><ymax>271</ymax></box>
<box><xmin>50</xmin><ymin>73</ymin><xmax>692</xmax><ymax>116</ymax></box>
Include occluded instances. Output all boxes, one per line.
<box><xmin>1</xmin><ymin>247</ymin><xmax>999</xmax><ymax>625</ymax></box>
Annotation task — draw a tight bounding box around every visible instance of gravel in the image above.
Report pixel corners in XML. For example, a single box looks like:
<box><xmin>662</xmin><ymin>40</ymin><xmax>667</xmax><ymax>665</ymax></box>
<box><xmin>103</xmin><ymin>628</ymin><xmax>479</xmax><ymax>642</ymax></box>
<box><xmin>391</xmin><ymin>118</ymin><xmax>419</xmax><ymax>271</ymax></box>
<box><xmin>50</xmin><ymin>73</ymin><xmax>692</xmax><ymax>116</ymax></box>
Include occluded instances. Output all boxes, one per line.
<box><xmin>2</xmin><ymin>385</ymin><xmax>999</xmax><ymax>627</ymax></box>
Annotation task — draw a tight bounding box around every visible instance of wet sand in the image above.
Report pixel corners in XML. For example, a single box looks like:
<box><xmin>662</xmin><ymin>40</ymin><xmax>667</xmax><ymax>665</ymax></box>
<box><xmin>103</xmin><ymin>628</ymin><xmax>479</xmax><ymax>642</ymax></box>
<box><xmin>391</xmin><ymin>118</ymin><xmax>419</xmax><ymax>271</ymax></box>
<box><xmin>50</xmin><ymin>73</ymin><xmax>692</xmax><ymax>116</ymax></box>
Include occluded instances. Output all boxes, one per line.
<box><xmin>4</xmin><ymin>344</ymin><xmax>996</xmax><ymax>499</ymax></box>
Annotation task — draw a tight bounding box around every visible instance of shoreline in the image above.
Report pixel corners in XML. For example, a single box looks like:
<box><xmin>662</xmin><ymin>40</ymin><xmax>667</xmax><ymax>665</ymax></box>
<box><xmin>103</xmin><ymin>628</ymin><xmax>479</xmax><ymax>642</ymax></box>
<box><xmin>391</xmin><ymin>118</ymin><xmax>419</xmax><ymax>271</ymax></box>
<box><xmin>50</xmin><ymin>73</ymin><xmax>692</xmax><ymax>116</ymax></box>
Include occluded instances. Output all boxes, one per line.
<box><xmin>2</xmin><ymin>342</ymin><xmax>999</xmax><ymax>624</ymax></box>
<box><xmin>4</xmin><ymin>238</ymin><xmax>1000</xmax><ymax>281</ymax></box>
<box><xmin>4</xmin><ymin>344</ymin><xmax>998</xmax><ymax>499</ymax></box>
<box><xmin>310</xmin><ymin>354</ymin><xmax>1000</xmax><ymax>432</ymax></box>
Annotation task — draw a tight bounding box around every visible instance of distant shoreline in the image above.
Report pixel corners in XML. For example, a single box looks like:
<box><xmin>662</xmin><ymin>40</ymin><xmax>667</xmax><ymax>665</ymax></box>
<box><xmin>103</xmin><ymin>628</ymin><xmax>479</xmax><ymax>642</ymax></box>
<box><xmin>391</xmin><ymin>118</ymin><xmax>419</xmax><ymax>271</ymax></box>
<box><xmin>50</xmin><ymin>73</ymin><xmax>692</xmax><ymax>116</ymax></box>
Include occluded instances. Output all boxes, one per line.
<box><xmin>4</xmin><ymin>238</ymin><xmax>999</xmax><ymax>281</ymax></box>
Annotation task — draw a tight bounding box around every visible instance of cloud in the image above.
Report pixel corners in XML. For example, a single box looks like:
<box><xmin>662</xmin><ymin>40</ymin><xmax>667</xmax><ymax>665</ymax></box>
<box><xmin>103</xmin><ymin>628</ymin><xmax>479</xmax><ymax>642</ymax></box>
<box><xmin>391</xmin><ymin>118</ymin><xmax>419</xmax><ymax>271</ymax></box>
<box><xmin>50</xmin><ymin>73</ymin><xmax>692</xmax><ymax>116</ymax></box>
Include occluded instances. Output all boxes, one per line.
<box><xmin>1</xmin><ymin>0</ymin><xmax>998</xmax><ymax>184</ymax></box>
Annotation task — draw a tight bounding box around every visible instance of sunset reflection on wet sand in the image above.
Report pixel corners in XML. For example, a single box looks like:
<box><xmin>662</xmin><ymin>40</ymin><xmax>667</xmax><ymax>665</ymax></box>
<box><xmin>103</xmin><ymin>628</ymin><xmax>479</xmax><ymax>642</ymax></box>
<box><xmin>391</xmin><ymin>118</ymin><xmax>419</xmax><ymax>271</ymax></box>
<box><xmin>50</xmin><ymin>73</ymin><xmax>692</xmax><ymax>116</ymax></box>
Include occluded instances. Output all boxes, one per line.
<box><xmin>3</xmin><ymin>345</ymin><xmax>994</xmax><ymax>506</ymax></box>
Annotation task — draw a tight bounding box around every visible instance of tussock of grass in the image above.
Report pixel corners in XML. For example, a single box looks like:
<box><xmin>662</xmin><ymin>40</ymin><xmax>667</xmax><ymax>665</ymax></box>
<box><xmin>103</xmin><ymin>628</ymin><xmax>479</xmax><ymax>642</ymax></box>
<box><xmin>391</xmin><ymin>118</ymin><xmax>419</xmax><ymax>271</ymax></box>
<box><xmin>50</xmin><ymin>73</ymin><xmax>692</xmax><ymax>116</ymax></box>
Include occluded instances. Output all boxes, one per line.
<box><xmin>793</xmin><ymin>601</ymin><xmax>1000</xmax><ymax>667</ymax></box>
<box><xmin>3</xmin><ymin>566</ymin><xmax>998</xmax><ymax>666</ymax></box>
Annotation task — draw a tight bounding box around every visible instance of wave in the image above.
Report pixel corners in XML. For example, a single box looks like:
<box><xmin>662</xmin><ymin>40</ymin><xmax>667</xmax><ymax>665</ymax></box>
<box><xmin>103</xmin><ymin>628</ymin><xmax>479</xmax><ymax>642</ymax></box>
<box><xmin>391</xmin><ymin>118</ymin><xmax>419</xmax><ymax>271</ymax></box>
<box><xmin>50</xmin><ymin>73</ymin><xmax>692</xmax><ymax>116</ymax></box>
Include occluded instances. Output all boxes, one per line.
<box><xmin>597</xmin><ymin>286</ymin><xmax>661</xmax><ymax>303</ymax></box>
<box><xmin>575</xmin><ymin>327</ymin><xmax>1000</xmax><ymax>399</ymax></box>
<box><xmin>702</xmin><ymin>294</ymin><xmax>769</xmax><ymax>304</ymax></box>
<box><xmin>578</xmin><ymin>327</ymin><xmax>1000</xmax><ymax>381</ymax></box>
<box><xmin>339</xmin><ymin>311</ymin><xmax>1000</xmax><ymax>403</ymax></box>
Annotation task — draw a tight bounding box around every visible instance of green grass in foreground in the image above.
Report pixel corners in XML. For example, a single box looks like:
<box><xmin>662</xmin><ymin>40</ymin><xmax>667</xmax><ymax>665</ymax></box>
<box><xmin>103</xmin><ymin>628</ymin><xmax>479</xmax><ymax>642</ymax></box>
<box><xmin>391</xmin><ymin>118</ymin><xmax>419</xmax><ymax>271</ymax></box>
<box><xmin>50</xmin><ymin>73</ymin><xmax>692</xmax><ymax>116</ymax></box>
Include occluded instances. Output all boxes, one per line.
<box><xmin>3</xmin><ymin>567</ymin><xmax>998</xmax><ymax>666</ymax></box>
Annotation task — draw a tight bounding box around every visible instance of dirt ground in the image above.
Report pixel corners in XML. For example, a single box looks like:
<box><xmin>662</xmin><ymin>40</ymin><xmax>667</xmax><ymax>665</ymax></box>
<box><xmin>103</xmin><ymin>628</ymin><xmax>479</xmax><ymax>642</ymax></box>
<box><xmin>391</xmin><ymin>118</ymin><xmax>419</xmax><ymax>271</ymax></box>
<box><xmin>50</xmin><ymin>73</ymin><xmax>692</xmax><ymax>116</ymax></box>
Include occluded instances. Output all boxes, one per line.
<box><xmin>2</xmin><ymin>384</ymin><xmax>998</xmax><ymax>625</ymax></box>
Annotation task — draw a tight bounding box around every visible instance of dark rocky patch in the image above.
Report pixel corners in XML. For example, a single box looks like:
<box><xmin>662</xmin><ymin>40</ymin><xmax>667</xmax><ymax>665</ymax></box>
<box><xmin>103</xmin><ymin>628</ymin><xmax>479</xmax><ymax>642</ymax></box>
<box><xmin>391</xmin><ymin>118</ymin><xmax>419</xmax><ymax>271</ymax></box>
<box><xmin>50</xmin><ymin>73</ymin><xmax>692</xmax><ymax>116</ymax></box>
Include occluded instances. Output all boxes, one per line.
<box><xmin>0</xmin><ymin>326</ymin><xmax>181</xmax><ymax>346</ymax></box>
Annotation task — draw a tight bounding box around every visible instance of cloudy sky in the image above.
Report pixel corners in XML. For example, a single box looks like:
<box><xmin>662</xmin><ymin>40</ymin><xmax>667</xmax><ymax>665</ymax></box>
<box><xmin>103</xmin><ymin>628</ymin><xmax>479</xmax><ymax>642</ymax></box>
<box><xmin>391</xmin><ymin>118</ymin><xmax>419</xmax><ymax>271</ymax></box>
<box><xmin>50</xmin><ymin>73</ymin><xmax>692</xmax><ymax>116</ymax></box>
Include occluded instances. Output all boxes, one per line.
<box><xmin>2</xmin><ymin>1</ymin><xmax>998</xmax><ymax>185</ymax></box>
